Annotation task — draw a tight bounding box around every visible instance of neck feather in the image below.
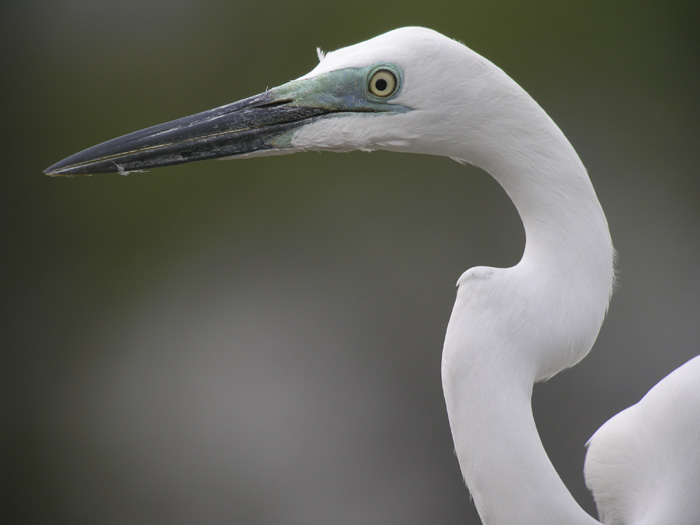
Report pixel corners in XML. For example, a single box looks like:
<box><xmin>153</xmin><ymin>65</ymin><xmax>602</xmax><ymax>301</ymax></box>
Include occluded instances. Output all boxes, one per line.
<box><xmin>442</xmin><ymin>88</ymin><xmax>613</xmax><ymax>523</ymax></box>
<box><xmin>442</xmin><ymin>359</ymin><xmax>600</xmax><ymax>524</ymax></box>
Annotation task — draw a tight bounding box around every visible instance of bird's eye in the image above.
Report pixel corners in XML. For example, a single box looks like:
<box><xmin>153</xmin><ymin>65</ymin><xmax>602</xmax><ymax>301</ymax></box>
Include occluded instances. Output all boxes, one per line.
<box><xmin>368</xmin><ymin>69</ymin><xmax>398</xmax><ymax>98</ymax></box>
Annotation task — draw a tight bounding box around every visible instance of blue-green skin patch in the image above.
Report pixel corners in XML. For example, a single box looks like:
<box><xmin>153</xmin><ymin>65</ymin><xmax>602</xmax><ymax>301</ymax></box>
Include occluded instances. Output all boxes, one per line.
<box><xmin>269</xmin><ymin>64</ymin><xmax>410</xmax><ymax>149</ymax></box>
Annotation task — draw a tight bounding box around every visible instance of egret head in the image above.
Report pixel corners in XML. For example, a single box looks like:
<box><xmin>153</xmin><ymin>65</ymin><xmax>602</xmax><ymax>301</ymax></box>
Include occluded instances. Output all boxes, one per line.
<box><xmin>45</xmin><ymin>27</ymin><xmax>511</xmax><ymax>176</ymax></box>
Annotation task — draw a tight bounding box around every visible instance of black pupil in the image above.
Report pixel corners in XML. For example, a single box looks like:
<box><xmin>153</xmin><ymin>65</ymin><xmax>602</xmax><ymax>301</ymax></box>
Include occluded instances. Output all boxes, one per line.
<box><xmin>375</xmin><ymin>78</ymin><xmax>388</xmax><ymax>92</ymax></box>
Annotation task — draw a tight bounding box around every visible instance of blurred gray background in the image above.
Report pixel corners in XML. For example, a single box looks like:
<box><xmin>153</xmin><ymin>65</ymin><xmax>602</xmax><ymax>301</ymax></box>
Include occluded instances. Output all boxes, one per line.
<box><xmin>3</xmin><ymin>1</ymin><xmax>699</xmax><ymax>523</ymax></box>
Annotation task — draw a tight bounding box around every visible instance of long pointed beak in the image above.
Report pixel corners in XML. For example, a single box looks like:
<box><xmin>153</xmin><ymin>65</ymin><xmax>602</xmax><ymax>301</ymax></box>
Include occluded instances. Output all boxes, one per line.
<box><xmin>45</xmin><ymin>64</ymin><xmax>410</xmax><ymax>177</ymax></box>
<box><xmin>44</xmin><ymin>87</ymin><xmax>333</xmax><ymax>177</ymax></box>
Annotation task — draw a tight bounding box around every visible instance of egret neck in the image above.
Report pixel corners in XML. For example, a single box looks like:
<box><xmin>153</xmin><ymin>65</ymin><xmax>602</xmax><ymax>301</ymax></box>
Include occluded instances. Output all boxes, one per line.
<box><xmin>441</xmin><ymin>72</ymin><xmax>613</xmax><ymax>524</ymax></box>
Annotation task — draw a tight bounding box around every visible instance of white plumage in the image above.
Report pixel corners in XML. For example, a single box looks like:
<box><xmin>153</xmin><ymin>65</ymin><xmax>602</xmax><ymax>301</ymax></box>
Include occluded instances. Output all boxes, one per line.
<box><xmin>585</xmin><ymin>355</ymin><xmax>700</xmax><ymax>525</ymax></box>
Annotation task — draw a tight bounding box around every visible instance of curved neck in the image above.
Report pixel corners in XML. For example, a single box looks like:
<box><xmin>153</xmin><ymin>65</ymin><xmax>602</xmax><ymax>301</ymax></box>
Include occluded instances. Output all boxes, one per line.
<box><xmin>479</xmin><ymin>93</ymin><xmax>613</xmax><ymax>292</ymax></box>
<box><xmin>442</xmin><ymin>90</ymin><xmax>613</xmax><ymax>524</ymax></box>
<box><xmin>485</xmin><ymin>105</ymin><xmax>614</xmax><ymax>380</ymax></box>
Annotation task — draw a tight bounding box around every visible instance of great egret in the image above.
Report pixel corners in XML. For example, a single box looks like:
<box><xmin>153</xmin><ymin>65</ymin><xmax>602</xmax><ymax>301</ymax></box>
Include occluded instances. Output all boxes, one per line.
<box><xmin>45</xmin><ymin>27</ymin><xmax>700</xmax><ymax>524</ymax></box>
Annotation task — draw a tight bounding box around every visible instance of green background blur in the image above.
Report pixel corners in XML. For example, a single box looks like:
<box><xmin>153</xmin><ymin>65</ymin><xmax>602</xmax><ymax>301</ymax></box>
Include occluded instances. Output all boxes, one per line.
<box><xmin>3</xmin><ymin>1</ymin><xmax>699</xmax><ymax>523</ymax></box>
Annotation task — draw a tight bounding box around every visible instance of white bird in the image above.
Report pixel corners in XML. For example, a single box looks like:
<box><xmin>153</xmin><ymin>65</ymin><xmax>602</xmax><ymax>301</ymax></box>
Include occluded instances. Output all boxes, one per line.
<box><xmin>45</xmin><ymin>27</ymin><xmax>700</xmax><ymax>525</ymax></box>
